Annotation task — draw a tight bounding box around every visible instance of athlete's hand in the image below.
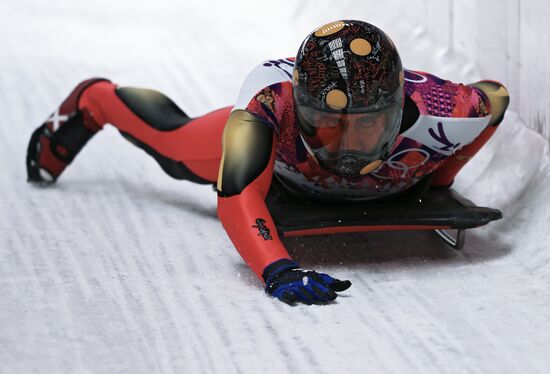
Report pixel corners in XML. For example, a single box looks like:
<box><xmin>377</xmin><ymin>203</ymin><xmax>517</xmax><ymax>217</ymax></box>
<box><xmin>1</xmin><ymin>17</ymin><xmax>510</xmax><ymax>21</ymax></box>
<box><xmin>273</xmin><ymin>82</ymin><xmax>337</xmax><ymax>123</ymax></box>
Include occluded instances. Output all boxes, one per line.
<box><xmin>262</xmin><ymin>259</ymin><xmax>351</xmax><ymax>305</ymax></box>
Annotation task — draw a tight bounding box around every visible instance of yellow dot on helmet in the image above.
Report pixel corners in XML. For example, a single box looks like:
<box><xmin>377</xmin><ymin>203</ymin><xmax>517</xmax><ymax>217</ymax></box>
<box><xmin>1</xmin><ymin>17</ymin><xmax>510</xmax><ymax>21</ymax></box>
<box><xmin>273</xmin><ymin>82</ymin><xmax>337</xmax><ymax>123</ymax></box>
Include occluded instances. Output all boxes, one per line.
<box><xmin>292</xmin><ymin>70</ymin><xmax>299</xmax><ymax>85</ymax></box>
<box><xmin>350</xmin><ymin>38</ymin><xmax>372</xmax><ymax>56</ymax></box>
<box><xmin>360</xmin><ymin>160</ymin><xmax>383</xmax><ymax>175</ymax></box>
<box><xmin>314</xmin><ymin>21</ymin><xmax>346</xmax><ymax>37</ymax></box>
<box><xmin>326</xmin><ymin>89</ymin><xmax>348</xmax><ymax>110</ymax></box>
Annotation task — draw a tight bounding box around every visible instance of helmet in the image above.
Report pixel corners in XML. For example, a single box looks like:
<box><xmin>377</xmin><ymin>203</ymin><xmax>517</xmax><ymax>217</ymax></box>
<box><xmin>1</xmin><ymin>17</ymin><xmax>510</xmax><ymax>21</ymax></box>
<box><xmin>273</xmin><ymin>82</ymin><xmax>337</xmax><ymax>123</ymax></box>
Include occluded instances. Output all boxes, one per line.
<box><xmin>293</xmin><ymin>20</ymin><xmax>404</xmax><ymax>178</ymax></box>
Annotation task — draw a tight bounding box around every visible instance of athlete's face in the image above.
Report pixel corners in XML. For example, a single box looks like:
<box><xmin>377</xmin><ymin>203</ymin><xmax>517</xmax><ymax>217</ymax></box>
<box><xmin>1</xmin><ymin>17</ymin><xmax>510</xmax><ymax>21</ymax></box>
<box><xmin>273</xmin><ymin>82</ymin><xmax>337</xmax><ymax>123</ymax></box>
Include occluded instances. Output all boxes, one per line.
<box><xmin>297</xmin><ymin>100</ymin><xmax>403</xmax><ymax>177</ymax></box>
<box><xmin>313</xmin><ymin>112</ymin><xmax>387</xmax><ymax>155</ymax></box>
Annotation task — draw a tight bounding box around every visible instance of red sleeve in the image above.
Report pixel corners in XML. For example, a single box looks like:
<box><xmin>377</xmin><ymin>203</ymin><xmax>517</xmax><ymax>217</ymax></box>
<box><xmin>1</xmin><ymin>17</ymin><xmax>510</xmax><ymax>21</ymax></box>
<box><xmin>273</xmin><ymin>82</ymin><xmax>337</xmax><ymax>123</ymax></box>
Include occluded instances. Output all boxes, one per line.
<box><xmin>217</xmin><ymin>132</ymin><xmax>292</xmax><ymax>281</ymax></box>
<box><xmin>431</xmin><ymin>82</ymin><xmax>505</xmax><ymax>187</ymax></box>
<box><xmin>431</xmin><ymin>123</ymin><xmax>498</xmax><ymax>187</ymax></box>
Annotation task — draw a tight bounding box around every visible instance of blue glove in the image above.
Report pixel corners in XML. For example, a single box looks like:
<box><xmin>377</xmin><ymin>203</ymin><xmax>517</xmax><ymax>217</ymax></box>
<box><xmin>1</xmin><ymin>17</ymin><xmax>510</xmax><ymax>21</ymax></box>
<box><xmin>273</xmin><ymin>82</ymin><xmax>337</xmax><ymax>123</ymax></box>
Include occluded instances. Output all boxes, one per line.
<box><xmin>262</xmin><ymin>259</ymin><xmax>352</xmax><ymax>305</ymax></box>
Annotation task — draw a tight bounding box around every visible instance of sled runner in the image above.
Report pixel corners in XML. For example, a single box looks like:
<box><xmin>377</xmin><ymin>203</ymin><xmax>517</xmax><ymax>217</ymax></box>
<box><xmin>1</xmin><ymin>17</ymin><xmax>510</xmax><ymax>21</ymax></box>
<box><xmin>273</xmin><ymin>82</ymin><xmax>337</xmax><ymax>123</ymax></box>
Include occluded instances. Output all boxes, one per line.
<box><xmin>265</xmin><ymin>178</ymin><xmax>502</xmax><ymax>250</ymax></box>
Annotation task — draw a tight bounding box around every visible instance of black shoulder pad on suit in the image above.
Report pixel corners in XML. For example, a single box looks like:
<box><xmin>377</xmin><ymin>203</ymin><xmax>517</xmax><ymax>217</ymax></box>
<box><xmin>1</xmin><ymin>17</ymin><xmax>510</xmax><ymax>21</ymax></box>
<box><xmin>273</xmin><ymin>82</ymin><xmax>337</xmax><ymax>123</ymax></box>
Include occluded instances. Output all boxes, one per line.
<box><xmin>217</xmin><ymin>110</ymin><xmax>273</xmax><ymax>197</ymax></box>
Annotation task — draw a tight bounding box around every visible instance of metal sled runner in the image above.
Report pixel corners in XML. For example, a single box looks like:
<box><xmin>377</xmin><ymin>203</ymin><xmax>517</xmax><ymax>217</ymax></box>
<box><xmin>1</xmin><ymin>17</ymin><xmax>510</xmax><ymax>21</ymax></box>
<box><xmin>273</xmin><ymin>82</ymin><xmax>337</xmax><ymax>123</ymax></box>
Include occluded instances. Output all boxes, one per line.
<box><xmin>265</xmin><ymin>179</ymin><xmax>502</xmax><ymax>250</ymax></box>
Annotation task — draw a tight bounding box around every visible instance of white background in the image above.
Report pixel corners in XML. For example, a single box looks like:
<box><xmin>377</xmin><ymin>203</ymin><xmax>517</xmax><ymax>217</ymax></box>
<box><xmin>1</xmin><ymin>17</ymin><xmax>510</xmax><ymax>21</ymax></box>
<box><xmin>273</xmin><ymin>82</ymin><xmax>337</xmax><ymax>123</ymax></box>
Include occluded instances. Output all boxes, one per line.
<box><xmin>1</xmin><ymin>1</ymin><xmax>549</xmax><ymax>373</ymax></box>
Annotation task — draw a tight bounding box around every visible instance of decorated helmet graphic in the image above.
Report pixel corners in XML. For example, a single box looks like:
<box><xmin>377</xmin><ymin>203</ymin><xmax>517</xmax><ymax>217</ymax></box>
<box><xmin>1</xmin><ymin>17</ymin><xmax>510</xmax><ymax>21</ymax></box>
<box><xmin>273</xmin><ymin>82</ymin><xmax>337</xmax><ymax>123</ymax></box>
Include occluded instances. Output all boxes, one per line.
<box><xmin>293</xmin><ymin>20</ymin><xmax>404</xmax><ymax>178</ymax></box>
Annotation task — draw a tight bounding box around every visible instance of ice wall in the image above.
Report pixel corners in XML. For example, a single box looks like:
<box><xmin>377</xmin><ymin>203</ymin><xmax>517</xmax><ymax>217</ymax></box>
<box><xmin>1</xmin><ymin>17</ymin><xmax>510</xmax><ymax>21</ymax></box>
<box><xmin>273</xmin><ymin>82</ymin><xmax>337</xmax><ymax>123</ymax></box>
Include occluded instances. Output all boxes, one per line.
<box><xmin>375</xmin><ymin>0</ymin><xmax>550</xmax><ymax>139</ymax></box>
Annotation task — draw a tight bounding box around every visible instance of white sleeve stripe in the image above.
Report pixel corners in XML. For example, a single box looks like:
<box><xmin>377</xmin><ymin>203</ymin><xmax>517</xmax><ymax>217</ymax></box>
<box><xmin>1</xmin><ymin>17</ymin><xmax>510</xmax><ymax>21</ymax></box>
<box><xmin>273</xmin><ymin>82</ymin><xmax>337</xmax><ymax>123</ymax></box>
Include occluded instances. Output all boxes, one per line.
<box><xmin>402</xmin><ymin>114</ymin><xmax>492</xmax><ymax>156</ymax></box>
<box><xmin>232</xmin><ymin>59</ymin><xmax>293</xmax><ymax>112</ymax></box>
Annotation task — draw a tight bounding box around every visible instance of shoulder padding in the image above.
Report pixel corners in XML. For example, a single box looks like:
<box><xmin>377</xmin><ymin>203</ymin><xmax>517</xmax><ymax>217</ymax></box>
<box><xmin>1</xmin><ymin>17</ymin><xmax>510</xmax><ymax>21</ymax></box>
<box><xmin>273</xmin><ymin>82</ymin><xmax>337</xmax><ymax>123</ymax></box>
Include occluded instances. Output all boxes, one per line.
<box><xmin>468</xmin><ymin>81</ymin><xmax>510</xmax><ymax>126</ymax></box>
<box><xmin>116</xmin><ymin>87</ymin><xmax>190</xmax><ymax>131</ymax></box>
<box><xmin>217</xmin><ymin>110</ymin><xmax>273</xmax><ymax>197</ymax></box>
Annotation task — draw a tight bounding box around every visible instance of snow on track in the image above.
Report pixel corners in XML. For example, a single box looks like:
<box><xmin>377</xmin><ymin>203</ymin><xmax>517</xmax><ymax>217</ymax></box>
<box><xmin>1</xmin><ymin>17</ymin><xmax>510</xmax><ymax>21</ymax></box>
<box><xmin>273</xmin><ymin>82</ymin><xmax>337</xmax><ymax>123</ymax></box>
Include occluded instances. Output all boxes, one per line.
<box><xmin>1</xmin><ymin>1</ymin><xmax>549</xmax><ymax>373</ymax></box>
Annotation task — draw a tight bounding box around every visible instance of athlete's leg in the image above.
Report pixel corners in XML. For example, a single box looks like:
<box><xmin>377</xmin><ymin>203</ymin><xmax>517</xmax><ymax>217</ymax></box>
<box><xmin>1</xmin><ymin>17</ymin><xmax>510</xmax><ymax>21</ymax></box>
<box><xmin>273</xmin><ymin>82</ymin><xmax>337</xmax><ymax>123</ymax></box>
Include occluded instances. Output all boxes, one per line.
<box><xmin>27</xmin><ymin>79</ymin><xmax>231</xmax><ymax>184</ymax></box>
<box><xmin>431</xmin><ymin>81</ymin><xmax>510</xmax><ymax>187</ymax></box>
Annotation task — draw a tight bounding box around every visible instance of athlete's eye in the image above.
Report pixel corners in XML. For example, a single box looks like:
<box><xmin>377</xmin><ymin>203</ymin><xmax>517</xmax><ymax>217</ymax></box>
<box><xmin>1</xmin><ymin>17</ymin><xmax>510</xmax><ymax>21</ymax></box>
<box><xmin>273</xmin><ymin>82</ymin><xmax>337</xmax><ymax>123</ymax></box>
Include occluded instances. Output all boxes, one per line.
<box><xmin>316</xmin><ymin>116</ymin><xmax>343</xmax><ymax>128</ymax></box>
<box><xmin>355</xmin><ymin>113</ymin><xmax>382</xmax><ymax>127</ymax></box>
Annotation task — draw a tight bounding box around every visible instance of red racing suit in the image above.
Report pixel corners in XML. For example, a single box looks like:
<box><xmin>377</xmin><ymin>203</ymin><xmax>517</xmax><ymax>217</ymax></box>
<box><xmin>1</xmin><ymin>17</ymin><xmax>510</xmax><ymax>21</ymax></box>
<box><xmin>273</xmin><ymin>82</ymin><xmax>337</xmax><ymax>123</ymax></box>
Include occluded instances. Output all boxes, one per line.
<box><xmin>28</xmin><ymin>59</ymin><xmax>509</xmax><ymax>283</ymax></box>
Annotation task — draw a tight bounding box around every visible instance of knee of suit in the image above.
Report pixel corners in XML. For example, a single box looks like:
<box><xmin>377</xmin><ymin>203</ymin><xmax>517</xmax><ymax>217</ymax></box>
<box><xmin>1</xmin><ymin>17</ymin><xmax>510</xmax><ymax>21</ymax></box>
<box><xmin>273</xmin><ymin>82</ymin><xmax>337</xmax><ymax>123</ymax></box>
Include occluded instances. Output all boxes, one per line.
<box><xmin>77</xmin><ymin>79</ymin><xmax>117</xmax><ymax>125</ymax></box>
<box><xmin>114</xmin><ymin>86</ymin><xmax>191</xmax><ymax>131</ymax></box>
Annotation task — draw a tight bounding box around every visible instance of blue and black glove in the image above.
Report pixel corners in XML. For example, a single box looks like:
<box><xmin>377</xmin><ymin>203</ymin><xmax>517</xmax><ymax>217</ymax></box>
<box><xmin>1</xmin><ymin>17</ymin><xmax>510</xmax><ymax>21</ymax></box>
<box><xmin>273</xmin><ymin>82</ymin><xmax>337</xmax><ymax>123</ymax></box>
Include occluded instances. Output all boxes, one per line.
<box><xmin>262</xmin><ymin>259</ymin><xmax>352</xmax><ymax>305</ymax></box>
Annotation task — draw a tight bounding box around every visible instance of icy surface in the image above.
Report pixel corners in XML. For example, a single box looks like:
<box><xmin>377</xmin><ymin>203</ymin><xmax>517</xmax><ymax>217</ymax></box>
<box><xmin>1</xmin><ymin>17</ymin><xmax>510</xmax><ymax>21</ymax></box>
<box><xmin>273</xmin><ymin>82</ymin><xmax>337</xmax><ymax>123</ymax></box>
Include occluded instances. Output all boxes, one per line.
<box><xmin>1</xmin><ymin>1</ymin><xmax>549</xmax><ymax>373</ymax></box>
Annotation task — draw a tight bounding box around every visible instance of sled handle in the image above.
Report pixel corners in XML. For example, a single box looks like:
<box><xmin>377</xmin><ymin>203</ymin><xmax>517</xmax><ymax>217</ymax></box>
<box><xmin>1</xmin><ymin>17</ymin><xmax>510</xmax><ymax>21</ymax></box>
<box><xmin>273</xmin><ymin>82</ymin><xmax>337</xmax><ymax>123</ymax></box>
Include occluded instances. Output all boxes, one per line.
<box><xmin>434</xmin><ymin>229</ymin><xmax>465</xmax><ymax>250</ymax></box>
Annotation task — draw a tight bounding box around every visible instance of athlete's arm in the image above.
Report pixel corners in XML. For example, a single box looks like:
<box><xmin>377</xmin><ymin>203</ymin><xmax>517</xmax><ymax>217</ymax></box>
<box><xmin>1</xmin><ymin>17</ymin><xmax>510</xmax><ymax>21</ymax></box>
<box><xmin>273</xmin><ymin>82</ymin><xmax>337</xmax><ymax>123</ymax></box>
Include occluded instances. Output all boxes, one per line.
<box><xmin>216</xmin><ymin>109</ymin><xmax>292</xmax><ymax>279</ymax></box>
<box><xmin>431</xmin><ymin>80</ymin><xmax>510</xmax><ymax>187</ymax></box>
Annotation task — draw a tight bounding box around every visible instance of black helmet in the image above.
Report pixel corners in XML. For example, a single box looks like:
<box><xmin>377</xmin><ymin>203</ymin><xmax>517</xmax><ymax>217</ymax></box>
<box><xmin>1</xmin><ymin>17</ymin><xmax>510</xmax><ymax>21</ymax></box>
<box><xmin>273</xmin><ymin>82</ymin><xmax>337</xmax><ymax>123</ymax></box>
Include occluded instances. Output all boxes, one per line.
<box><xmin>293</xmin><ymin>20</ymin><xmax>404</xmax><ymax>178</ymax></box>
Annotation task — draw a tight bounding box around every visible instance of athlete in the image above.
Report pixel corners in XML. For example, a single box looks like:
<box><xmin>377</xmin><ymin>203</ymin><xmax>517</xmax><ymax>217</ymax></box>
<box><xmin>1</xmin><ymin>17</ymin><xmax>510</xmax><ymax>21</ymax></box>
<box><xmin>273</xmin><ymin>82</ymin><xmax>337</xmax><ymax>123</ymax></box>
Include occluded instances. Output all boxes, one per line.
<box><xmin>26</xmin><ymin>20</ymin><xmax>509</xmax><ymax>305</ymax></box>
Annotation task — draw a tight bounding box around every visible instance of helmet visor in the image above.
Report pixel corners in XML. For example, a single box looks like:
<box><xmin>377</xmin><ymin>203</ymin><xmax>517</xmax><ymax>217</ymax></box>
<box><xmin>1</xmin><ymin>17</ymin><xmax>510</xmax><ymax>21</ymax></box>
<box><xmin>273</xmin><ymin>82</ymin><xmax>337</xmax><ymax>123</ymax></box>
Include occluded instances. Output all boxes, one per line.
<box><xmin>297</xmin><ymin>102</ymin><xmax>402</xmax><ymax>162</ymax></box>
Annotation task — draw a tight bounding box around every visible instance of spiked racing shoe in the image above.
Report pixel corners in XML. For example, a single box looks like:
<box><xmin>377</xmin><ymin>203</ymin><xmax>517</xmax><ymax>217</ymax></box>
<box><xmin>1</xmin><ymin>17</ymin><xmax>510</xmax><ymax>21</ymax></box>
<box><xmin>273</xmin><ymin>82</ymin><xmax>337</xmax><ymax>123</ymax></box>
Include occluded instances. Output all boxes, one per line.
<box><xmin>26</xmin><ymin>78</ymin><xmax>109</xmax><ymax>184</ymax></box>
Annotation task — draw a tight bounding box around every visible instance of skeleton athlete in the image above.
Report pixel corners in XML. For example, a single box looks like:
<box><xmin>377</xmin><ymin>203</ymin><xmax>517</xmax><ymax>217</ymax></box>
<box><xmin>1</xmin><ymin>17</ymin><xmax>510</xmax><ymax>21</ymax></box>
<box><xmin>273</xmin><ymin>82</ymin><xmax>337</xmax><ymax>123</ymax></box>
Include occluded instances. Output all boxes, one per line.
<box><xmin>27</xmin><ymin>20</ymin><xmax>509</xmax><ymax>305</ymax></box>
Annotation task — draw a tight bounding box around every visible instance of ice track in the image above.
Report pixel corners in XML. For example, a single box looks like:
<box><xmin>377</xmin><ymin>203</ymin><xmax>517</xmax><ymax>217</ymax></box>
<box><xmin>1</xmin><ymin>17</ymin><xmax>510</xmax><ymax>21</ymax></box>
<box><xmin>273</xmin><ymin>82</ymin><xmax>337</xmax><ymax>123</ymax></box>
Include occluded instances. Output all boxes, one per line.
<box><xmin>1</xmin><ymin>1</ymin><xmax>549</xmax><ymax>373</ymax></box>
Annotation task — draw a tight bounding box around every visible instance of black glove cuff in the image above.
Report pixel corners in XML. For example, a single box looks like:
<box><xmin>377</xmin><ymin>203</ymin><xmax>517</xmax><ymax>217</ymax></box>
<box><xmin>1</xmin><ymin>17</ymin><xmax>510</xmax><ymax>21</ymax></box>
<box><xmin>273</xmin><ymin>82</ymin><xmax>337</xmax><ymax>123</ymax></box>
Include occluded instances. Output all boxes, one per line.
<box><xmin>262</xmin><ymin>258</ymin><xmax>300</xmax><ymax>286</ymax></box>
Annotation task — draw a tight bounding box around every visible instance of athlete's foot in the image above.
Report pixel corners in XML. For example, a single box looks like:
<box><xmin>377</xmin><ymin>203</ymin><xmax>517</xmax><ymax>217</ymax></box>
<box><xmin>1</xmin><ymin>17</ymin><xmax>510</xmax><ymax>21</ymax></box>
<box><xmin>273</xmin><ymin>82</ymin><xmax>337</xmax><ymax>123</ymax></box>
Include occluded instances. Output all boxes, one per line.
<box><xmin>26</xmin><ymin>78</ymin><xmax>108</xmax><ymax>184</ymax></box>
